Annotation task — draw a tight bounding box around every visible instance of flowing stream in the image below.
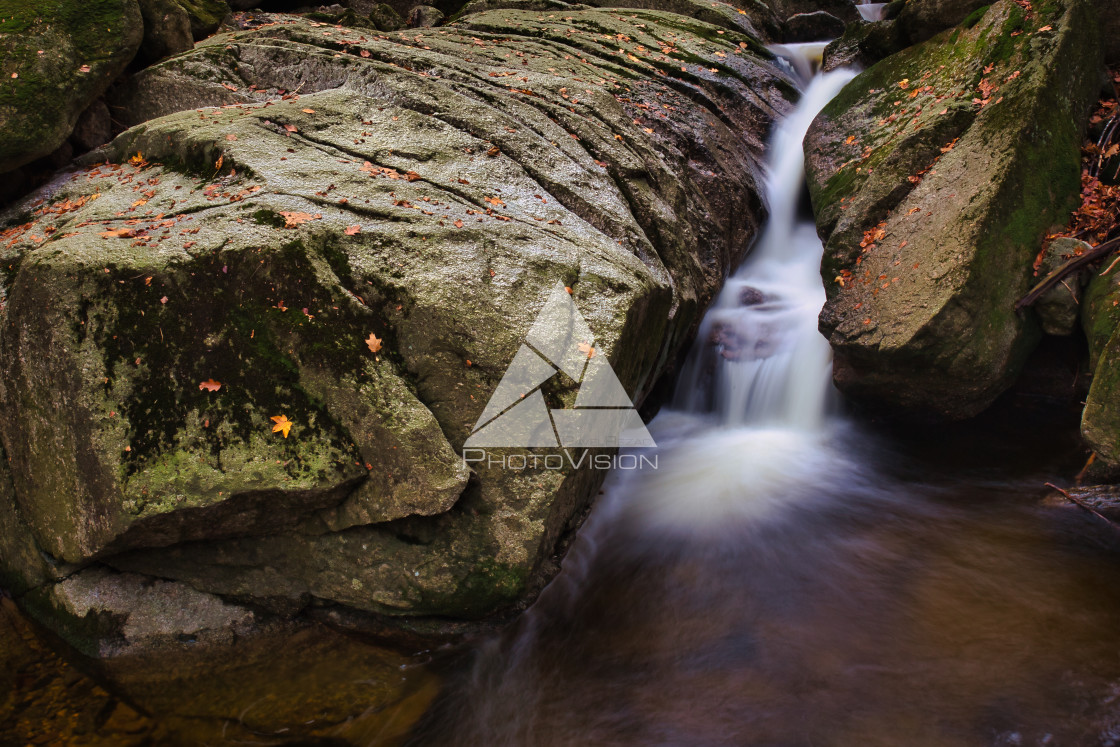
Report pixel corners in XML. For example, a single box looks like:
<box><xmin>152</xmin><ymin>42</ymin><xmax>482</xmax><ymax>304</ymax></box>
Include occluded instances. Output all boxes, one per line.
<box><xmin>399</xmin><ymin>53</ymin><xmax>1120</xmax><ymax>747</ymax></box>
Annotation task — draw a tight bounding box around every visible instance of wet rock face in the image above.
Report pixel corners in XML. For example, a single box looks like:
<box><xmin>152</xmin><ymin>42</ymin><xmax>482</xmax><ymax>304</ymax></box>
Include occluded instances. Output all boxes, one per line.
<box><xmin>805</xmin><ymin>0</ymin><xmax>1102</xmax><ymax>420</ymax></box>
<box><xmin>0</xmin><ymin>10</ymin><xmax>792</xmax><ymax>640</ymax></box>
<box><xmin>1081</xmin><ymin>262</ymin><xmax>1120</xmax><ymax>472</ymax></box>
<box><xmin>784</xmin><ymin>10</ymin><xmax>845</xmax><ymax>42</ymax></box>
<box><xmin>0</xmin><ymin>0</ymin><xmax>144</xmax><ymax>174</ymax></box>
<box><xmin>138</xmin><ymin>0</ymin><xmax>196</xmax><ymax>62</ymax></box>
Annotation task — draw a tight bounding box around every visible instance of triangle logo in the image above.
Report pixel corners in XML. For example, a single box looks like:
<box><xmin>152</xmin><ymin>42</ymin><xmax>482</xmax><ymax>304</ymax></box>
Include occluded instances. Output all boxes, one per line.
<box><xmin>465</xmin><ymin>283</ymin><xmax>656</xmax><ymax>449</ymax></box>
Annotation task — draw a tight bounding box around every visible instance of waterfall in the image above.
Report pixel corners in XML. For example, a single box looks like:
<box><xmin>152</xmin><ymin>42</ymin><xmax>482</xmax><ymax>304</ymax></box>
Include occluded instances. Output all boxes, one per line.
<box><xmin>857</xmin><ymin>2</ymin><xmax>887</xmax><ymax>21</ymax></box>
<box><xmin>673</xmin><ymin>66</ymin><xmax>855</xmax><ymax>432</ymax></box>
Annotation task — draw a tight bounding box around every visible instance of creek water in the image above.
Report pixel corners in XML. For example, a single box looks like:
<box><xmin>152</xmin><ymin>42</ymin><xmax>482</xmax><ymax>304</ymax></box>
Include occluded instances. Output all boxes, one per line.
<box><xmin>400</xmin><ymin>59</ymin><xmax>1120</xmax><ymax>747</ymax></box>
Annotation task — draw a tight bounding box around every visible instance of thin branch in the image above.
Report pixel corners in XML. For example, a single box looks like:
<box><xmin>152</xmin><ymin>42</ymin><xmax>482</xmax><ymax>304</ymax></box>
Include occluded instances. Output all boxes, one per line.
<box><xmin>1046</xmin><ymin>481</ymin><xmax>1120</xmax><ymax>531</ymax></box>
<box><xmin>1016</xmin><ymin>236</ymin><xmax>1120</xmax><ymax>310</ymax></box>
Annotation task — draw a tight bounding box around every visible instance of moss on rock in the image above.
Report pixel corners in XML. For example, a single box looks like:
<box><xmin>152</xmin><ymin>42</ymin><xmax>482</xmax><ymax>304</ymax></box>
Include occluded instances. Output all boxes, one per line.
<box><xmin>0</xmin><ymin>0</ymin><xmax>143</xmax><ymax>172</ymax></box>
<box><xmin>1</xmin><ymin>10</ymin><xmax>791</xmax><ymax>637</ymax></box>
<box><xmin>805</xmin><ymin>0</ymin><xmax>1102</xmax><ymax>419</ymax></box>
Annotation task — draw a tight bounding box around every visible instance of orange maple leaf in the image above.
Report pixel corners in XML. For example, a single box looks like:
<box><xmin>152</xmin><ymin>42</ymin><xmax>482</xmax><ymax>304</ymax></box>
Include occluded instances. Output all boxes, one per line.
<box><xmin>271</xmin><ymin>414</ymin><xmax>293</xmax><ymax>438</ymax></box>
<box><xmin>344</xmin><ymin>225</ymin><xmax>361</xmax><ymax>235</ymax></box>
<box><xmin>279</xmin><ymin>211</ymin><xmax>321</xmax><ymax>228</ymax></box>
<box><xmin>199</xmin><ymin>379</ymin><xmax>222</xmax><ymax>392</ymax></box>
<box><xmin>578</xmin><ymin>341</ymin><xmax>595</xmax><ymax>358</ymax></box>
<box><xmin>100</xmin><ymin>228</ymin><xmax>136</xmax><ymax>239</ymax></box>
<box><xmin>366</xmin><ymin>333</ymin><xmax>383</xmax><ymax>353</ymax></box>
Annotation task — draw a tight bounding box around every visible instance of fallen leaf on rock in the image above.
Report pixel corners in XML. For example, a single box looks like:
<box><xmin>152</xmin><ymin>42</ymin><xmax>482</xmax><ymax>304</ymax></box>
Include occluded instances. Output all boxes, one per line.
<box><xmin>279</xmin><ymin>211</ymin><xmax>321</xmax><ymax>228</ymax></box>
<box><xmin>302</xmin><ymin>108</ymin><xmax>316</xmax><ymax>113</ymax></box>
<box><xmin>344</xmin><ymin>225</ymin><xmax>361</xmax><ymax>235</ymax></box>
<box><xmin>271</xmin><ymin>414</ymin><xmax>293</xmax><ymax>438</ymax></box>
<box><xmin>578</xmin><ymin>341</ymin><xmax>595</xmax><ymax>358</ymax></box>
<box><xmin>486</xmin><ymin>146</ymin><xmax>500</xmax><ymax>157</ymax></box>
<box><xmin>199</xmin><ymin>379</ymin><xmax>222</xmax><ymax>392</ymax></box>
<box><xmin>284</xmin><ymin>124</ymin><xmax>298</xmax><ymax>133</ymax></box>
<box><xmin>226</xmin><ymin>133</ymin><xmax>237</xmax><ymax>141</ymax></box>
<box><xmin>454</xmin><ymin>219</ymin><xmax>464</xmax><ymax>228</ymax></box>
<box><xmin>78</xmin><ymin>64</ymin><xmax>90</xmax><ymax>73</ymax></box>
<box><xmin>100</xmin><ymin>228</ymin><xmax>135</xmax><ymax>239</ymax></box>
<box><xmin>366</xmin><ymin>333</ymin><xmax>383</xmax><ymax>353</ymax></box>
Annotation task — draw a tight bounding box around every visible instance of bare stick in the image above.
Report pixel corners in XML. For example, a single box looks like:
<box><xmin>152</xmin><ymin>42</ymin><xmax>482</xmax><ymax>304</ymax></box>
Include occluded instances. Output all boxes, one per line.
<box><xmin>1016</xmin><ymin>236</ymin><xmax>1120</xmax><ymax>311</ymax></box>
<box><xmin>1046</xmin><ymin>481</ymin><xmax>1120</xmax><ymax>530</ymax></box>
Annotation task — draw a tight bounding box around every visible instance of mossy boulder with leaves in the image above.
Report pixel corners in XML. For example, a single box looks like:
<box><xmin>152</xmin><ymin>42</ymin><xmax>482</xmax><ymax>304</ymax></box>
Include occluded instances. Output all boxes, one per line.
<box><xmin>0</xmin><ymin>0</ymin><xmax>143</xmax><ymax>173</ymax></box>
<box><xmin>804</xmin><ymin>0</ymin><xmax>1102</xmax><ymax>419</ymax></box>
<box><xmin>0</xmin><ymin>10</ymin><xmax>791</xmax><ymax>644</ymax></box>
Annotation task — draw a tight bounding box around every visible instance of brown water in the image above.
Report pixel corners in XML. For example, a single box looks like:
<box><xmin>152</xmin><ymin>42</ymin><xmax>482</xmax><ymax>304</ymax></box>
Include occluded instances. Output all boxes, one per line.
<box><xmin>0</xmin><ymin>599</ymin><xmax>439</xmax><ymax>745</ymax></box>
<box><xmin>405</xmin><ymin>408</ymin><xmax>1120</xmax><ymax>747</ymax></box>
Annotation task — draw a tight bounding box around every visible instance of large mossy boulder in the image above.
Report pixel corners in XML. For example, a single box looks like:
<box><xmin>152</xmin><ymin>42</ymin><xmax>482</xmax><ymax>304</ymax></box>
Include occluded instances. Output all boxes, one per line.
<box><xmin>0</xmin><ymin>10</ymin><xmax>791</xmax><ymax>640</ymax></box>
<box><xmin>899</xmin><ymin>0</ymin><xmax>1120</xmax><ymax>63</ymax></box>
<box><xmin>0</xmin><ymin>0</ymin><xmax>143</xmax><ymax>173</ymax></box>
<box><xmin>804</xmin><ymin>0</ymin><xmax>1102</xmax><ymax>419</ymax></box>
<box><xmin>1081</xmin><ymin>261</ymin><xmax>1120</xmax><ymax>471</ymax></box>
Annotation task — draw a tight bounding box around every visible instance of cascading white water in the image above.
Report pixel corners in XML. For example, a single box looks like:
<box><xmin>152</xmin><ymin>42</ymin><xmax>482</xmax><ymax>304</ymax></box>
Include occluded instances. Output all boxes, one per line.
<box><xmin>613</xmin><ymin>64</ymin><xmax>857</xmax><ymax>532</ymax></box>
<box><xmin>857</xmin><ymin>3</ymin><xmax>887</xmax><ymax>21</ymax></box>
<box><xmin>674</xmin><ymin>67</ymin><xmax>855</xmax><ymax>431</ymax></box>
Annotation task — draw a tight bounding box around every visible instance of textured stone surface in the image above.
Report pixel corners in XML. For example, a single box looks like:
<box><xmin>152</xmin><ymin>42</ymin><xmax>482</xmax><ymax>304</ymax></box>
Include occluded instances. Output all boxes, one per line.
<box><xmin>1081</xmin><ymin>260</ymin><xmax>1120</xmax><ymax>469</ymax></box>
<box><xmin>805</xmin><ymin>0</ymin><xmax>1102</xmax><ymax>419</ymax></box>
<box><xmin>1</xmin><ymin>10</ymin><xmax>791</xmax><ymax>635</ymax></box>
<box><xmin>138</xmin><ymin>0</ymin><xmax>195</xmax><ymax>62</ymax></box>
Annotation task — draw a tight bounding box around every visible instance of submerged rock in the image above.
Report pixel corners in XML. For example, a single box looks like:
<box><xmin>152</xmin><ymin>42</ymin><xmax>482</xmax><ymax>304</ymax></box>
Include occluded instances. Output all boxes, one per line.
<box><xmin>21</xmin><ymin>567</ymin><xmax>260</xmax><ymax>657</ymax></box>
<box><xmin>0</xmin><ymin>0</ymin><xmax>144</xmax><ymax>174</ymax></box>
<box><xmin>805</xmin><ymin>0</ymin><xmax>1102</xmax><ymax>419</ymax></box>
<box><xmin>0</xmin><ymin>10</ymin><xmax>791</xmax><ymax>643</ymax></box>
